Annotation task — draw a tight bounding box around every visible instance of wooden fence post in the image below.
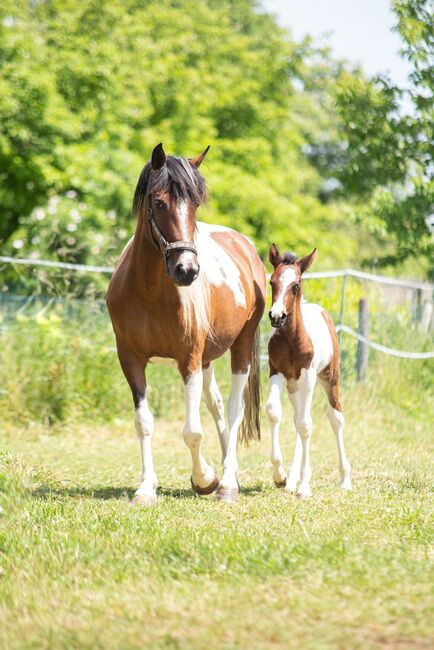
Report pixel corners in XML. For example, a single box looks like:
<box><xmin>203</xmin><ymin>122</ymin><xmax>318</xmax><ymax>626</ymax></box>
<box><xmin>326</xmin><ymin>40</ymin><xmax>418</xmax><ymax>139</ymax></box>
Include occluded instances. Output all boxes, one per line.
<box><xmin>356</xmin><ymin>298</ymin><xmax>369</xmax><ymax>381</ymax></box>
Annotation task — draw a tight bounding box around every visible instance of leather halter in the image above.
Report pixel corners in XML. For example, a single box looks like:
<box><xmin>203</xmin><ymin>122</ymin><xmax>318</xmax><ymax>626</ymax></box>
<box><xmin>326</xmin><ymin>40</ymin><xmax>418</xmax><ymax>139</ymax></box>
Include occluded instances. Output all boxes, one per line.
<box><xmin>146</xmin><ymin>182</ymin><xmax>198</xmax><ymax>274</ymax></box>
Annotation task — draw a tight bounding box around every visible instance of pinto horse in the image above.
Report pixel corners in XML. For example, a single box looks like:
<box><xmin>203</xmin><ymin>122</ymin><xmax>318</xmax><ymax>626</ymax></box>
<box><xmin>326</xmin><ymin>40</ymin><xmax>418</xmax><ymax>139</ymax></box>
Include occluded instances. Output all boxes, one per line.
<box><xmin>266</xmin><ymin>244</ymin><xmax>352</xmax><ymax>498</ymax></box>
<box><xmin>107</xmin><ymin>144</ymin><xmax>266</xmax><ymax>504</ymax></box>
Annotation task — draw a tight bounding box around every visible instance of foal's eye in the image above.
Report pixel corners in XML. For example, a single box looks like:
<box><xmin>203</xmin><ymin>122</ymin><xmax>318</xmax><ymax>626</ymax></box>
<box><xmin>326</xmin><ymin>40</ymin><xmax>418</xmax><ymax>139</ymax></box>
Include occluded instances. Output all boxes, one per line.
<box><xmin>154</xmin><ymin>199</ymin><xmax>165</xmax><ymax>209</ymax></box>
<box><xmin>292</xmin><ymin>283</ymin><xmax>300</xmax><ymax>295</ymax></box>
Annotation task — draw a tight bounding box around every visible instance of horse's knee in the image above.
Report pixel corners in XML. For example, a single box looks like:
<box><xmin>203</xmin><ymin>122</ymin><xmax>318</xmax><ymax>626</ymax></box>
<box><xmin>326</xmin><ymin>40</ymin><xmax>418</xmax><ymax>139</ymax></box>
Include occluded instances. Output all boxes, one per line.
<box><xmin>183</xmin><ymin>430</ymin><xmax>203</xmax><ymax>449</ymax></box>
<box><xmin>295</xmin><ymin>417</ymin><xmax>312</xmax><ymax>438</ymax></box>
<box><xmin>266</xmin><ymin>397</ymin><xmax>281</xmax><ymax>424</ymax></box>
<box><xmin>135</xmin><ymin>400</ymin><xmax>153</xmax><ymax>438</ymax></box>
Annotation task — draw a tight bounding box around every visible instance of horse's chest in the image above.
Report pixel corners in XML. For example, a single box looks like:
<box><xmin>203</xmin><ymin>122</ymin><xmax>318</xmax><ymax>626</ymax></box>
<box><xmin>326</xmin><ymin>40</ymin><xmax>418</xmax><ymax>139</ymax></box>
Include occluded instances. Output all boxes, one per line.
<box><xmin>269</xmin><ymin>333</ymin><xmax>314</xmax><ymax>382</ymax></box>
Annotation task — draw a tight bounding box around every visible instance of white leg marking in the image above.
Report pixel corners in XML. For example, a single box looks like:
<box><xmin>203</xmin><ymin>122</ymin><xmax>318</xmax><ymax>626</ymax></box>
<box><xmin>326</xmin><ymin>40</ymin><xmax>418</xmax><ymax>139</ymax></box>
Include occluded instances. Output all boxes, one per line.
<box><xmin>293</xmin><ymin>369</ymin><xmax>316</xmax><ymax>498</ymax></box>
<box><xmin>183</xmin><ymin>371</ymin><xmax>216</xmax><ymax>489</ymax></box>
<box><xmin>203</xmin><ymin>365</ymin><xmax>228</xmax><ymax>462</ymax></box>
<box><xmin>220</xmin><ymin>371</ymin><xmax>249</xmax><ymax>490</ymax></box>
<box><xmin>266</xmin><ymin>373</ymin><xmax>286</xmax><ymax>486</ymax></box>
<box><xmin>134</xmin><ymin>391</ymin><xmax>157</xmax><ymax>503</ymax></box>
<box><xmin>286</xmin><ymin>391</ymin><xmax>303</xmax><ymax>492</ymax></box>
<box><xmin>326</xmin><ymin>404</ymin><xmax>352</xmax><ymax>490</ymax></box>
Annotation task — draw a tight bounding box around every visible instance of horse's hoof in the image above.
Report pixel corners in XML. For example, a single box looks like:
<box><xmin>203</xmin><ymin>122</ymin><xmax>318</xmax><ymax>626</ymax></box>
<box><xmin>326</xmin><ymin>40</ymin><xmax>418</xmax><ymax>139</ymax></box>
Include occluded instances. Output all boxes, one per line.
<box><xmin>216</xmin><ymin>486</ymin><xmax>239</xmax><ymax>503</ymax></box>
<box><xmin>132</xmin><ymin>493</ymin><xmax>157</xmax><ymax>506</ymax></box>
<box><xmin>296</xmin><ymin>491</ymin><xmax>311</xmax><ymax>500</ymax></box>
<box><xmin>191</xmin><ymin>474</ymin><xmax>220</xmax><ymax>496</ymax></box>
<box><xmin>274</xmin><ymin>476</ymin><xmax>287</xmax><ymax>489</ymax></box>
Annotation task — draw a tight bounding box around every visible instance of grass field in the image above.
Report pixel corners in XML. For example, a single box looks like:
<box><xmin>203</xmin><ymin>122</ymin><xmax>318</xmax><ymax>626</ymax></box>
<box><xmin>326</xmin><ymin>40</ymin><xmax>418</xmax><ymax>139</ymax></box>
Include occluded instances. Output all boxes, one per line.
<box><xmin>1</xmin><ymin>362</ymin><xmax>433</xmax><ymax>650</ymax></box>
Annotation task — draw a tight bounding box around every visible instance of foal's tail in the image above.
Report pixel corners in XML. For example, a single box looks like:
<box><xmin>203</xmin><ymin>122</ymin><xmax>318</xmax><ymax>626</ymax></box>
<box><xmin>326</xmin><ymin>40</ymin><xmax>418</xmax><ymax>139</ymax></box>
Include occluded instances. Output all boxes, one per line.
<box><xmin>239</xmin><ymin>327</ymin><xmax>261</xmax><ymax>445</ymax></box>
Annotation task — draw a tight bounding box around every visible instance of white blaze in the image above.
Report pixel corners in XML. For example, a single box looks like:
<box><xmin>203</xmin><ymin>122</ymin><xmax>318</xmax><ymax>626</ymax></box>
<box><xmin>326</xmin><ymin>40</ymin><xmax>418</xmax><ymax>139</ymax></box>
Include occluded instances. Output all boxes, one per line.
<box><xmin>270</xmin><ymin>267</ymin><xmax>297</xmax><ymax>319</ymax></box>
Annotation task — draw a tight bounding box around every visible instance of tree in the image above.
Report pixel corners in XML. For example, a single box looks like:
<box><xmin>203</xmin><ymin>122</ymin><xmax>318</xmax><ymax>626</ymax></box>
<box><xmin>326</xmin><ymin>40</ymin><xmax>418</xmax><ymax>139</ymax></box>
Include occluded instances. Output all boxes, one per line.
<box><xmin>333</xmin><ymin>0</ymin><xmax>433</xmax><ymax>272</ymax></box>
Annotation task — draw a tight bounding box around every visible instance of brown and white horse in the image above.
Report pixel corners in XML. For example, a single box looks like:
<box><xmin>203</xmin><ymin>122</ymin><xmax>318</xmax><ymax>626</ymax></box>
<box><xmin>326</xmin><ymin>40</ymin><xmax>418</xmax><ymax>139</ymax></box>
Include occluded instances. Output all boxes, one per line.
<box><xmin>107</xmin><ymin>144</ymin><xmax>266</xmax><ymax>504</ymax></box>
<box><xmin>266</xmin><ymin>244</ymin><xmax>351</xmax><ymax>498</ymax></box>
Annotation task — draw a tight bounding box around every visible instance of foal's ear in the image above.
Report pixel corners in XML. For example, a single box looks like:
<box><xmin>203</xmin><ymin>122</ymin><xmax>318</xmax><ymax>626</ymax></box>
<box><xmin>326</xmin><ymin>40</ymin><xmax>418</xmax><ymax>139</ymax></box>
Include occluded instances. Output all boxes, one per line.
<box><xmin>152</xmin><ymin>143</ymin><xmax>166</xmax><ymax>170</ymax></box>
<box><xmin>189</xmin><ymin>145</ymin><xmax>210</xmax><ymax>168</ymax></box>
<box><xmin>297</xmin><ymin>248</ymin><xmax>317</xmax><ymax>274</ymax></box>
<box><xmin>269</xmin><ymin>243</ymin><xmax>282</xmax><ymax>268</ymax></box>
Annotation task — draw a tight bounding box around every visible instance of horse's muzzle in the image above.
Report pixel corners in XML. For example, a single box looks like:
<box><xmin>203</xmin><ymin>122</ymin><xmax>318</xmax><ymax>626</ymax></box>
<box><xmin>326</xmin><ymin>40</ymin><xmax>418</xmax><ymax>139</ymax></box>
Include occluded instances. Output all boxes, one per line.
<box><xmin>269</xmin><ymin>311</ymin><xmax>287</xmax><ymax>328</ymax></box>
<box><xmin>173</xmin><ymin>262</ymin><xmax>200</xmax><ymax>287</ymax></box>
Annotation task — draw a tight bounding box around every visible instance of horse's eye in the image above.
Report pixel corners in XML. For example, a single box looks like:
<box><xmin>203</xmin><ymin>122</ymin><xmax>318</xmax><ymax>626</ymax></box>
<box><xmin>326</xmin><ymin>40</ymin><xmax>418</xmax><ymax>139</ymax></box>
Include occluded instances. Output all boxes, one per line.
<box><xmin>292</xmin><ymin>283</ymin><xmax>300</xmax><ymax>295</ymax></box>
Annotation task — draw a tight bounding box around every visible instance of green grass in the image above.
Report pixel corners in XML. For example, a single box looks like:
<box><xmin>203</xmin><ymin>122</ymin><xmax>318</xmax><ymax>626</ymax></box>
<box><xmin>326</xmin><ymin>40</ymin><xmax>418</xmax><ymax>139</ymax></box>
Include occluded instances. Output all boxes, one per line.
<box><xmin>1</xmin><ymin>371</ymin><xmax>433</xmax><ymax>650</ymax></box>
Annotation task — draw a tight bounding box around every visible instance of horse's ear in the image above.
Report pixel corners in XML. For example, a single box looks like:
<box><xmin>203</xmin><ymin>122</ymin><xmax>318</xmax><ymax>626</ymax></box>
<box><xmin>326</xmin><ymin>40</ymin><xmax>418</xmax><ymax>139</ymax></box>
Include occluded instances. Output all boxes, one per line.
<box><xmin>189</xmin><ymin>145</ymin><xmax>210</xmax><ymax>168</ymax></box>
<box><xmin>152</xmin><ymin>143</ymin><xmax>166</xmax><ymax>170</ymax></box>
<box><xmin>297</xmin><ymin>248</ymin><xmax>317</xmax><ymax>275</ymax></box>
<box><xmin>269</xmin><ymin>243</ymin><xmax>282</xmax><ymax>268</ymax></box>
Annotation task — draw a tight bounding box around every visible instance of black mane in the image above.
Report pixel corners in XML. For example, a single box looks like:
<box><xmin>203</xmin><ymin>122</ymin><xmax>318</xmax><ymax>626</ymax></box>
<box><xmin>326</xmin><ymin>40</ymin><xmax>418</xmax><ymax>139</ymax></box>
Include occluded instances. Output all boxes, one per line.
<box><xmin>282</xmin><ymin>252</ymin><xmax>298</xmax><ymax>265</ymax></box>
<box><xmin>133</xmin><ymin>156</ymin><xmax>207</xmax><ymax>217</ymax></box>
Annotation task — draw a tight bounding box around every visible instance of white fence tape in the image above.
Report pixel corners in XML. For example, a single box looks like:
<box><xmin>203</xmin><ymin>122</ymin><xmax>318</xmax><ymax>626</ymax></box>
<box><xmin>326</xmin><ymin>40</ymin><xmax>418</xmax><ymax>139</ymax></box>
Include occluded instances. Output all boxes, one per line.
<box><xmin>0</xmin><ymin>256</ymin><xmax>113</xmax><ymax>274</ymax></box>
<box><xmin>336</xmin><ymin>324</ymin><xmax>434</xmax><ymax>359</ymax></box>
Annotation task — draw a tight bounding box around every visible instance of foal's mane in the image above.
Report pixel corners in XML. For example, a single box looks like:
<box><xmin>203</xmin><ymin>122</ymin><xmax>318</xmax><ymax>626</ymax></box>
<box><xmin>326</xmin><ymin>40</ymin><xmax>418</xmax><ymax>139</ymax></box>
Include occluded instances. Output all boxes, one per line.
<box><xmin>133</xmin><ymin>156</ymin><xmax>208</xmax><ymax>218</ymax></box>
<box><xmin>281</xmin><ymin>252</ymin><xmax>298</xmax><ymax>265</ymax></box>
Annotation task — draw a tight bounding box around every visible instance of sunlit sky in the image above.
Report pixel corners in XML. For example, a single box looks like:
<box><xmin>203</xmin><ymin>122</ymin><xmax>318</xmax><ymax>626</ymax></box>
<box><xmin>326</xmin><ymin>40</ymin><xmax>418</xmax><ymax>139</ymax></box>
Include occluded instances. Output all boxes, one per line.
<box><xmin>262</xmin><ymin>0</ymin><xmax>411</xmax><ymax>86</ymax></box>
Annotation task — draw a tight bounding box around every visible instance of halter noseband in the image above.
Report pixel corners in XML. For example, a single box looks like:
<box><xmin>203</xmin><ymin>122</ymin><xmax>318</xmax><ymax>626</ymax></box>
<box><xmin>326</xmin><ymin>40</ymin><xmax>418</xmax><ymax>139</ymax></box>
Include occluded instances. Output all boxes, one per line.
<box><xmin>146</xmin><ymin>184</ymin><xmax>198</xmax><ymax>274</ymax></box>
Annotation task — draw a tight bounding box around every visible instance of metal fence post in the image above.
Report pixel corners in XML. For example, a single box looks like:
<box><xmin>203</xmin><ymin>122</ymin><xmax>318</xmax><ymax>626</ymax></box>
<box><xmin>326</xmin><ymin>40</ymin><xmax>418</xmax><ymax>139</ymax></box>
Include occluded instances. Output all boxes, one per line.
<box><xmin>356</xmin><ymin>298</ymin><xmax>369</xmax><ymax>381</ymax></box>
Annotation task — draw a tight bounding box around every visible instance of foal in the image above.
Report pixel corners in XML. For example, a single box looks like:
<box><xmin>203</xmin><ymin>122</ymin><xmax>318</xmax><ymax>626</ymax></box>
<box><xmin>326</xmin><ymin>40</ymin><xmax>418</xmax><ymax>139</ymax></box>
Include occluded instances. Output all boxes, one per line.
<box><xmin>266</xmin><ymin>244</ymin><xmax>351</xmax><ymax>498</ymax></box>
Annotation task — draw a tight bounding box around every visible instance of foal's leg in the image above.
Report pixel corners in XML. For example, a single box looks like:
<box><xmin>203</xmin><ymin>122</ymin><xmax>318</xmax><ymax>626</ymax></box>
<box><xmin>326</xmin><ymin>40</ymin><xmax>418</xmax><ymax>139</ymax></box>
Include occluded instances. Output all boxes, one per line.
<box><xmin>203</xmin><ymin>364</ymin><xmax>228</xmax><ymax>462</ymax></box>
<box><xmin>183</xmin><ymin>369</ymin><xmax>219</xmax><ymax>495</ymax></box>
<box><xmin>266</xmin><ymin>373</ymin><xmax>287</xmax><ymax>487</ymax></box>
<box><xmin>117</xmin><ymin>342</ymin><xmax>157</xmax><ymax>506</ymax></box>
<box><xmin>319</xmin><ymin>378</ymin><xmax>352</xmax><ymax>490</ymax></box>
<box><xmin>294</xmin><ymin>369</ymin><xmax>316</xmax><ymax>499</ymax></box>
<box><xmin>286</xmin><ymin>391</ymin><xmax>303</xmax><ymax>493</ymax></box>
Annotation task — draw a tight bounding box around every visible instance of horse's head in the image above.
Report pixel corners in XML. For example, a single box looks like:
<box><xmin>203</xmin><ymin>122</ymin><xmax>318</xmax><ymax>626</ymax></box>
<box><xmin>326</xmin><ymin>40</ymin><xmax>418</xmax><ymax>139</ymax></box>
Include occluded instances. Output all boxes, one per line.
<box><xmin>268</xmin><ymin>244</ymin><xmax>317</xmax><ymax>328</ymax></box>
<box><xmin>135</xmin><ymin>143</ymin><xmax>209</xmax><ymax>287</ymax></box>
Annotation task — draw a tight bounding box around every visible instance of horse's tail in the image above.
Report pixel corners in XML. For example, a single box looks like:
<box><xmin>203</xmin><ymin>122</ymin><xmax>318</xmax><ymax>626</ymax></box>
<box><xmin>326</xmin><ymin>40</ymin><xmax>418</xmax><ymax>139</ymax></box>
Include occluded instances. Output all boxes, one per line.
<box><xmin>239</xmin><ymin>327</ymin><xmax>261</xmax><ymax>445</ymax></box>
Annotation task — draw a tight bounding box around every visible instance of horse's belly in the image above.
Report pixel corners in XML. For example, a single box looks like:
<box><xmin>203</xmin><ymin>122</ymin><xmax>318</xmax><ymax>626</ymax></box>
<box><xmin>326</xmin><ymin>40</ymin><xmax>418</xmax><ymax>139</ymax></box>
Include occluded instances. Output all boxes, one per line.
<box><xmin>149</xmin><ymin>356</ymin><xmax>178</xmax><ymax>368</ymax></box>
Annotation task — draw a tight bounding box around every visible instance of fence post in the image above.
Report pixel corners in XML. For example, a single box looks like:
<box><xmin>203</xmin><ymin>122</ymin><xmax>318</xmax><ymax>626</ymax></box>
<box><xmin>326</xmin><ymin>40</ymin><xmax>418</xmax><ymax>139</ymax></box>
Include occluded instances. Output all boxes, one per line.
<box><xmin>356</xmin><ymin>298</ymin><xmax>369</xmax><ymax>381</ymax></box>
<box><xmin>338</xmin><ymin>273</ymin><xmax>347</xmax><ymax>353</ymax></box>
<box><xmin>413</xmin><ymin>288</ymin><xmax>422</xmax><ymax>322</ymax></box>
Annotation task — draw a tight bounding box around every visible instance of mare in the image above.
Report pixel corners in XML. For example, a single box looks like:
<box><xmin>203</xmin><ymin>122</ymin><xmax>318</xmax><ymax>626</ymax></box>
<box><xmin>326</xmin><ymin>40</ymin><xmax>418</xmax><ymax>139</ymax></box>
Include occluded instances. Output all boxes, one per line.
<box><xmin>266</xmin><ymin>244</ymin><xmax>352</xmax><ymax>498</ymax></box>
<box><xmin>107</xmin><ymin>144</ymin><xmax>266</xmax><ymax>504</ymax></box>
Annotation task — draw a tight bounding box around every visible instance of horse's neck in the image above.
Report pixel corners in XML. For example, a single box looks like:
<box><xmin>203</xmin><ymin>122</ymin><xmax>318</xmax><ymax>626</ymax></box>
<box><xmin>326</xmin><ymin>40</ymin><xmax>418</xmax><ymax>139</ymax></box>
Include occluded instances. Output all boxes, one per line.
<box><xmin>283</xmin><ymin>296</ymin><xmax>307</xmax><ymax>346</ymax></box>
<box><xmin>128</xmin><ymin>221</ymin><xmax>173</xmax><ymax>301</ymax></box>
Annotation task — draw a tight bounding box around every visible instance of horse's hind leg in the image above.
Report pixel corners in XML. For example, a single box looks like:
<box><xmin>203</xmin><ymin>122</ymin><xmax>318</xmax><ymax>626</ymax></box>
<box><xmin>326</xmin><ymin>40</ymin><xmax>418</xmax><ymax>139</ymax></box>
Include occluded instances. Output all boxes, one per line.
<box><xmin>217</xmin><ymin>323</ymin><xmax>258</xmax><ymax>502</ymax></box>
<box><xmin>182</xmin><ymin>368</ymin><xmax>220</xmax><ymax>496</ymax></box>
<box><xmin>116</xmin><ymin>341</ymin><xmax>157</xmax><ymax>506</ymax></box>
<box><xmin>203</xmin><ymin>364</ymin><xmax>228</xmax><ymax>462</ymax></box>
<box><xmin>319</xmin><ymin>376</ymin><xmax>352</xmax><ymax>490</ymax></box>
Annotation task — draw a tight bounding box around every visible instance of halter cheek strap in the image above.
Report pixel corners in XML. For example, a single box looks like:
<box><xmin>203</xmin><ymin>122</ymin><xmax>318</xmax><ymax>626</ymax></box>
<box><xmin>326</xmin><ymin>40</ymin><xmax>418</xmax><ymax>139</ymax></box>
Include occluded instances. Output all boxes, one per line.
<box><xmin>146</xmin><ymin>188</ymin><xmax>198</xmax><ymax>274</ymax></box>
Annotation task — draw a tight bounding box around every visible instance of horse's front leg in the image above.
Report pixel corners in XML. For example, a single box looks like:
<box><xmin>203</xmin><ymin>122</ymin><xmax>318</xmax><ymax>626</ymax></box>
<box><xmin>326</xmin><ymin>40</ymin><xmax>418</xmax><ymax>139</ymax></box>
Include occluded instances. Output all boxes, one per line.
<box><xmin>116</xmin><ymin>342</ymin><xmax>157</xmax><ymax>506</ymax></box>
<box><xmin>266</xmin><ymin>373</ymin><xmax>287</xmax><ymax>488</ymax></box>
<box><xmin>182</xmin><ymin>368</ymin><xmax>220</xmax><ymax>495</ymax></box>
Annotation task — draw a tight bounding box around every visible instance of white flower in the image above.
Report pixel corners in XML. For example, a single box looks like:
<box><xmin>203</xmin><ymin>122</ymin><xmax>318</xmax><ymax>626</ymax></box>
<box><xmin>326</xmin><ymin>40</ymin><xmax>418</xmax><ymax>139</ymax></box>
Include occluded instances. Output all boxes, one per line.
<box><xmin>13</xmin><ymin>239</ymin><xmax>24</xmax><ymax>249</ymax></box>
<box><xmin>69</xmin><ymin>209</ymin><xmax>81</xmax><ymax>222</ymax></box>
<box><xmin>34</xmin><ymin>208</ymin><xmax>45</xmax><ymax>221</ymax></box>
<box><xmin>31</xmin><ymin>236</ymin><xmax>40</xmax><ymax>245</ymax></box>
<box><xmin>95</xmin><ymin>233</ymin><xmax>104</xmax><ymax>243</ymax></box>
<box><xmin>91</xmin><ymin>245</ymin><xmax>100</xmax><ymax>254</ymax></box>
<box><xmin>66</xmin><ymin>237</ymin><xmax>76</xmax><ymax>245</ymax></box>
<box><xmin>66</xmin><ymin>190</ymin><xmax>77</xmax><ymax>199</ymax></box>
<box><xmin>107</xmin><ymin>210</ymin><xmax>116</xmax><ymax>220</ymax></box>
<box><xmin>66</xmin><ymin>223</ymin><xmax>77</xmax><ymax>232</ymax></box>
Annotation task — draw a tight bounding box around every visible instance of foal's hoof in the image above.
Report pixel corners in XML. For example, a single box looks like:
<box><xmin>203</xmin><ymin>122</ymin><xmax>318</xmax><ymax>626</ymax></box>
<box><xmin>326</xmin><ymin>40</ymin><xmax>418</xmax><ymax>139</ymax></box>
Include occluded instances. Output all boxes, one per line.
<box><xmin>132</xmin><ymin>493</ymin><xmax>157</xmax><ymax>506</ymax></box>
<box><xmin>216</xmin><ymin>486</ymin><xmax>239</xmax><ymax>503</ymax></box>
<box><xmin>274</xmin><ymin>477</ymin><xmax>287</xmax><ymax>489</ymax></box>
<box><xmin>296</xmin><ymin>491</ymin><xmax>311</xmax><ymax>500</ymax></box>
<box><xmin>191</xmin><ymin>474</ymin><xmax>220</xmax><ymax>496</ymax></box>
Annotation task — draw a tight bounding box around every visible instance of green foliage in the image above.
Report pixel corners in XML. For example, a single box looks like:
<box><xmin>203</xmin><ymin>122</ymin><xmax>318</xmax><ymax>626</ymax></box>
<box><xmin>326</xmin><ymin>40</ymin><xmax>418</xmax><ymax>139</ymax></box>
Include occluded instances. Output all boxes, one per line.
<box><xmin>333</xmin><ymin>0</ymin><xmax>434</xmax><ymax>271</ymax></box>
<box><xmin>0</xmin><ymin>0</ymin><xmax>374</xmax><ymax>280</ymax></box>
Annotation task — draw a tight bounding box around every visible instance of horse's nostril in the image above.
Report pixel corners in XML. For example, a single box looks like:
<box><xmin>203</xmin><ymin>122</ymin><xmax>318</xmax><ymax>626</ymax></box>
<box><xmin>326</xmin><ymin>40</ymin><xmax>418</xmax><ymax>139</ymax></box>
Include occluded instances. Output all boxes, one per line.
<box><xmin>268</xmin><ymin>311</ymin><xmax>273</xmax><ymax>319</ymax></box>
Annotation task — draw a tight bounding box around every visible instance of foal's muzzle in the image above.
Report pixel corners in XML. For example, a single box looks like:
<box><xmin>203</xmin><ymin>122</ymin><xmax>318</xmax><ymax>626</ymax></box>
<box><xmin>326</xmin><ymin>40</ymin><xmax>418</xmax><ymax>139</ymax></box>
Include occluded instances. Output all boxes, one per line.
<box><xmin>269</xmin><ymin>310</ymin><xmax>287</xmax><ymax>328</ymax></box>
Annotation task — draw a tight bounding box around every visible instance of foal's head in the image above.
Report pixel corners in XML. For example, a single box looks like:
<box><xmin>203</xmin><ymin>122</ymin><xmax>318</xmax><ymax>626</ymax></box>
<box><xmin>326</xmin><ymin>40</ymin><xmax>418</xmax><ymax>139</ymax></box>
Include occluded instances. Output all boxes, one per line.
<box><xmin>133</xmin><ymin>143</ymin><xmax>209</xmax><ymax>286</ymax></box>
<box><xmin>268</xmin><ymin>244</ymin><xmax>317</xmax><ymax>328</ymax></box>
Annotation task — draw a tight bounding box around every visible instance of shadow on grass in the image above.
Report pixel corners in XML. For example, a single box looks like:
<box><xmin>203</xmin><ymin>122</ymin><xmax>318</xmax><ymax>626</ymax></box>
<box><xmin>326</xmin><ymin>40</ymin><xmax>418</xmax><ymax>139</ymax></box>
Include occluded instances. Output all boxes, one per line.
<box><xmin>32</xmin><ymin>483</ymin><xmax>264</xmax><ymax>501</ymax></box>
